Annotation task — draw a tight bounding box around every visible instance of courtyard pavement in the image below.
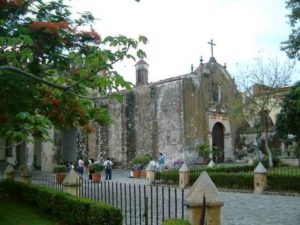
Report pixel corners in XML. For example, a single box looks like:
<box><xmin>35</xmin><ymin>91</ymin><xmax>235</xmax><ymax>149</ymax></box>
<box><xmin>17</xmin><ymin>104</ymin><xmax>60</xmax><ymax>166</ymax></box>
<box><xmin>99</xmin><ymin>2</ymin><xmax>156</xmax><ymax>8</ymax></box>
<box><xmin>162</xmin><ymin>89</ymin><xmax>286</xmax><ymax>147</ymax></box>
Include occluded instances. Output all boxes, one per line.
<box><xmin>109</xmin><ymin>169</ymin><xmax>300</xmax><ymax>225</ymax></box>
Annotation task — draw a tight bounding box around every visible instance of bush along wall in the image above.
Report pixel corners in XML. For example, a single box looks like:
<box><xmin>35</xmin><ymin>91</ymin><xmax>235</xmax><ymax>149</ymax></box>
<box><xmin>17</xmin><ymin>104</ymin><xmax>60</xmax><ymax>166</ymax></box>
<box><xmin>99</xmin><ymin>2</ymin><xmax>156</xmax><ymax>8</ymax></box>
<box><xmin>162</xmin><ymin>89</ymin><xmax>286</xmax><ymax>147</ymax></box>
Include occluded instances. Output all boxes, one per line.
<box><xmin>0</xmin><ymin>180</ymin><xmax>123</xmax><ymax>225</ymax></box>
<box><xmin>162</xmin><ymin>219</ymin><xmax>191</xmax><ymax>225</ymax></box>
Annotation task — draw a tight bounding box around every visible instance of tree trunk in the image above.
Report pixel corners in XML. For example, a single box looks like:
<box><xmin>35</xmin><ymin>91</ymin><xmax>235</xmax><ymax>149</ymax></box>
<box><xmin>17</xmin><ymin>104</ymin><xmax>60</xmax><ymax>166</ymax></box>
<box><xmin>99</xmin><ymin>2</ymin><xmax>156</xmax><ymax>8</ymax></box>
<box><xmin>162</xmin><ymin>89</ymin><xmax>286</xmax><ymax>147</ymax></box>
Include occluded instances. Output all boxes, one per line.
<box><xmin>263</xmin><ymin>111</ymin><xmax>273</xmax><ymax>168</ymax></box>
<box><xmin>264</xmin><ymin>132</ymin><xmax>273</xmax><ymax>168</ymax></box>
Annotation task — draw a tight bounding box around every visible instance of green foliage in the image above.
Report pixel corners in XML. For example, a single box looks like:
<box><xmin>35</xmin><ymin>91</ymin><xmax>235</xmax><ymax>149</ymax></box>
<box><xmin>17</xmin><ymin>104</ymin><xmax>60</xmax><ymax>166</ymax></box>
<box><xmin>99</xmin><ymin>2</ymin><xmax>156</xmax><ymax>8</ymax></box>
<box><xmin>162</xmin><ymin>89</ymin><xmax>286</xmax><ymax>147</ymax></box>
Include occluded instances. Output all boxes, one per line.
<box><xmin>162</xmin><ymin>219</ymin><xmax>191</xmax><ymax>225</ymax></box>
<box><xmin>0</xmin><ymin>0</ymin><xmax>147</xmax><ymax>144</ymax></box>
<box><xmin>195</xmin><ymin>143</ymin><xmax>211</xmax><ymax>161</ymax></box>
<box><xmin>90</xmin><ymin>163</ymin><xmax>104</xmax><ymax>173</ymax></box>
<box><xmin>276</xmin><ymin>81</ymin><xmax>300</xmax><ymax>142</ymax></box>
<box><xmin>0</xmin><ymin>194</ymin><xmax>58</xmax><ymax>225</ymax></box>
<box><xmin>156</xmin><ymin>165</ymin><xmax>300</xmax><ymax>192</ymax></box>
<box><xmin>52</xmin><ymin>164</ymin><xmax>67</xmax><ymax>173</ymax></box>
<box><xmin>0</xmin><ymin>181</ymin><xmax>123</xmax><ymax>225</ymax></box>
<box><xmin>194</xmin><ymin>172</ymin><xmax>253</xmax><ymax>190</ymax></box>
<box><xmin>267</xmin><ymin>174</ymin><xmax>300</xmax><ymax>192</ymax></box>
<box><xmin>282</xmin><ymin>0</ymin><xmax>300</xmax><ymax>59</ymax></box>
<box><xmin>155</xmin><ymin>169</ymin><xmax>179</xmax><ymax>184</ymax></box>
<box><xmin>131</xmin><ymin>155</ymin><xmax>151</xmax><ymax>170</ymax></box>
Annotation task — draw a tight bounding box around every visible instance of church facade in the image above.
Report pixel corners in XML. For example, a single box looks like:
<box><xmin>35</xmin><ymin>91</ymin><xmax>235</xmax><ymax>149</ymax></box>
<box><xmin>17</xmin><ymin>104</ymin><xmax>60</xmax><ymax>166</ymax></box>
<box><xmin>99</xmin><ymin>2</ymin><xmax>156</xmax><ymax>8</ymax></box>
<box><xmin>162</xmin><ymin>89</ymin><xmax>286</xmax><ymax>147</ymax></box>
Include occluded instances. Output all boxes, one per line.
<box><xmin>98</xmin><ymin>55</ymin><xmax>241</xmax><ymax>167</ymax></box>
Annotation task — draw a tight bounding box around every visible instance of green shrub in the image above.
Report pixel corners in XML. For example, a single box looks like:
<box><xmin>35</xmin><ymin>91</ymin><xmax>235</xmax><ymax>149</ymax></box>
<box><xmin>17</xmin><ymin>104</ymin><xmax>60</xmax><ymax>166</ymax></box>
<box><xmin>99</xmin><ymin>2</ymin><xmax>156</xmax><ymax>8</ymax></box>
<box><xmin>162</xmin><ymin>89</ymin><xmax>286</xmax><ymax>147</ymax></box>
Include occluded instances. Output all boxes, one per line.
<box><xmin>90</xmin><ymin>163</ymin><xmax>104</xmax><ymax>172</ymax></box>
<box><xmin>155</xmin><ymin>169</ymin><xmax>179</xmax><ymax>184</ymax></box>
<box><xmin>162</xmin><ymin>219</ymin><xmax>191</xmax><ymax>225</ymax></box>
<box><xmin>267</xmin><ymin>174</ymin><xmax>300</xmax><ymax>192</ymax></box>
<box><xmin>131</xmin><ymin>155</ymin><xmax>151</xmax><ymax>170</ymax></box>
<box><xmin>53</xmin><ymin>164</ymin><xmax>67</xmax><ymax>173</ymax></box>
<box><xmin>0</xmin><ymin>181</ymin><xmax>123</xmax><ymax>225</ymax></box>
<box><xmin>87</xmin><ymin>202</ymin><xmax>123</xmax><ymax>225</ymax></box>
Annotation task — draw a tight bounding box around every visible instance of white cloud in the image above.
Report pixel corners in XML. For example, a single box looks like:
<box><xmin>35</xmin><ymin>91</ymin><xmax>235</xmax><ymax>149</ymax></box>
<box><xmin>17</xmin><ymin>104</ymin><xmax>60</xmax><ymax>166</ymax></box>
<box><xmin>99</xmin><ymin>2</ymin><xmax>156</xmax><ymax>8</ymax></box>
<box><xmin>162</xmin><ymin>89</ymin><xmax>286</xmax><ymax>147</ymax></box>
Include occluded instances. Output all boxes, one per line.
<box><xmin>71</xmin><ymin>0</ymin><xmax>298</xmax><ymax>84</ymax></box>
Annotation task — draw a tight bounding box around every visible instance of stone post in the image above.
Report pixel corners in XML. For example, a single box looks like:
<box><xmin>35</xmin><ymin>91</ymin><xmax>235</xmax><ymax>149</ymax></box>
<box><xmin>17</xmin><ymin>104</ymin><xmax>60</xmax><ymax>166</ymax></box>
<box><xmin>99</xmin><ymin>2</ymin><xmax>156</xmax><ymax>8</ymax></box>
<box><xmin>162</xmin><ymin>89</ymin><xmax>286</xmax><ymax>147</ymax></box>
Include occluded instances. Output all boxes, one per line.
<box><xmin>207</xmin><ymin>160</ymin><xmax>215</xmax><ymax>168</ymax></box>
<box><xmin>146</xmin><ymin>164</ymin><xmax>155</xmax><ymax>185</ymax></box>
<box><xmin>179</xmin><ymin>163</ymin><xmax>190</xmax><ymax>188</ymax></box>
<box><xmin>20</xmin><ymin>165</ymin><xmax>32</xmax><ymax>184</ymax></box>
<box><xmin>4</xmin><ymin>164</ymin><xmax>15</xmax><ymax>181</ymax></box>
<box><xmin>185</xmin><ymin>171</ymin><xmax>223</xmax><ymax>225</ymax></box>
<box><xmin>254</xmin><ymin>162</ymin><xmax>267</xmax><ymax>193</ymax></box>
<box><xmin>63</xmin><ymin>169</ymin><xmax>81</xmax><ymax>196</ymax></box>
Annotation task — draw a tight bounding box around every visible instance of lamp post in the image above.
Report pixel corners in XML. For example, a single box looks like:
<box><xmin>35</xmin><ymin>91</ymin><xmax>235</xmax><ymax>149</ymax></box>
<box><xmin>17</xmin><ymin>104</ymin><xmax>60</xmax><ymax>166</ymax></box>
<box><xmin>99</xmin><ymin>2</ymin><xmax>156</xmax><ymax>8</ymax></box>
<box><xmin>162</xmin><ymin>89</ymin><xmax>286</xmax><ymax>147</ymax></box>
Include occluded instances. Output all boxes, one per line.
<box><xmin>254</xmin><ymin>118</ymin><xmax>261</xmax><ymax>162</ymax></box>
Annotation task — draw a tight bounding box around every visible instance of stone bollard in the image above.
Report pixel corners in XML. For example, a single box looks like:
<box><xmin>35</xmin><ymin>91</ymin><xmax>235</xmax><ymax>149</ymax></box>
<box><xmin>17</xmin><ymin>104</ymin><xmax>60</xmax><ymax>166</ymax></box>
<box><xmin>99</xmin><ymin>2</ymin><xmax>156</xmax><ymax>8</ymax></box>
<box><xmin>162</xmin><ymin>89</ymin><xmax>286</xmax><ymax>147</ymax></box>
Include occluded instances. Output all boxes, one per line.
<box><xmin>254</xmin><ymin>162</ymin><xmax>267</xmax><ymax>193</ymax></box>
<box><xmin>63</xmin><ymin>169</ymin><xmax>81</xmax><ymax>196</ymax></box>
<box><xmin>179</xmin><ymin>163</ymin><xmax>190</xmax><ymax>188</ymax></box>
<box><xmin>207</xmin><ymin>160</ymin><xmax>215</xmax><ymax>168</ymax></box>
<box><xmin>20</xmin><ymin>165</ymin><xmax>32</xmax><ymax>184</ymax></box>
<box><xmin>185</xmin><ymin>171</ymin><xmax>223</xmax><ymax>225</ymax></box>
<box><xmin>146</xmin><ymin>164</ymin><xmax>156</xmax><ymax>185</ymax></box>
<box><xmin>4</xmin><ymin>164</ymin><xmax>15</xmax><ymax>181</ymax></box>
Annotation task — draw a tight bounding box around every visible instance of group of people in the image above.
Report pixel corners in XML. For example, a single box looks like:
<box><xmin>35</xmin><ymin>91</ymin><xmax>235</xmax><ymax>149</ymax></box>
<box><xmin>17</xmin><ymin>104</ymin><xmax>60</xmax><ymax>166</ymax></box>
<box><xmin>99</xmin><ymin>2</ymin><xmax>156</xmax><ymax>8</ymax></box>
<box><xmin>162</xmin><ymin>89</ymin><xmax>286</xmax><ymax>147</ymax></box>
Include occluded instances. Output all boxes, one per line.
<box><xmin>76</xmin><ymin>156</ymin><xmax>113</xmax><ymax>180</ymax></box>
<box><xmin>149</xmin><ymin>152</ymin><xmax>167</xmax><ymax>171</ymax></box>
<box><xmin>75</xmin><ymin>153</ymin><xmax>167</xmax><ymax>180</ymax></box>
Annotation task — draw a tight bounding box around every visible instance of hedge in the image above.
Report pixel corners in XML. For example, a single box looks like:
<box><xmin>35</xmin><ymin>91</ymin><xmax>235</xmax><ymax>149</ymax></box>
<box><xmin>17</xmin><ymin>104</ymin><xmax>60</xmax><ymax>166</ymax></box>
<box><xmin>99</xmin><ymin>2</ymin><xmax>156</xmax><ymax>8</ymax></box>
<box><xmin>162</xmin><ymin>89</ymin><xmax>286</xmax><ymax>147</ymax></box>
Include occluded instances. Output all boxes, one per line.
<box><xmin>0</xmin><ymin>180</ymin><xmax>123</xmax><ymax>225</ymax></box>
<box><xmin>266</xmin><ymin>175</ymin><xmax>300</xmax><ymax>192</ymax></box>
<box><xmin>162</xmin><ymin>219</ymin><xmax>191</xmax><ymax>225</ymax></box>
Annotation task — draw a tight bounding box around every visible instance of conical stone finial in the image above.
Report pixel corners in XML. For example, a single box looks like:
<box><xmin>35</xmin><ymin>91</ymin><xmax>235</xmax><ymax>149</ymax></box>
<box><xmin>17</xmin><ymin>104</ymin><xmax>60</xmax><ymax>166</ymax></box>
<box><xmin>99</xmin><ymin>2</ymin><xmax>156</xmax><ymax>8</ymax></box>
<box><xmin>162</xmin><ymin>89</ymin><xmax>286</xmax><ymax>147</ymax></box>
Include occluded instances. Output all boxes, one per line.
<box><xmin>207</xmin><ymin>160</ymin><xmax>215</xmax><ymax>168</ymax></box>
<box><xmin>179</xmin><ymin>163</ymin><xmax>189</xmax><ymax>172</ymax></box>
<box><xmin>185</xmin><ymin>171</ymin><xmax>223</xmax><ymax>207</ymax></box>
<box><xmin>146</xmin><ymin>163</ymin><xmax>155</xmax><ymax>171</ymax></box>
<box><xmin>254</xmin><ymin>162</ymin><xmax>267</xmax><ymax>174</ymax></box>
<box><xmin>63</xmin><ymin>168</ymin><xmax>80</xmax><ymax>186</ymax></box>
<box><xmin>4</xmin><ymin>164</ymin><xmax>15</xmax><ymax>174</ymax></box>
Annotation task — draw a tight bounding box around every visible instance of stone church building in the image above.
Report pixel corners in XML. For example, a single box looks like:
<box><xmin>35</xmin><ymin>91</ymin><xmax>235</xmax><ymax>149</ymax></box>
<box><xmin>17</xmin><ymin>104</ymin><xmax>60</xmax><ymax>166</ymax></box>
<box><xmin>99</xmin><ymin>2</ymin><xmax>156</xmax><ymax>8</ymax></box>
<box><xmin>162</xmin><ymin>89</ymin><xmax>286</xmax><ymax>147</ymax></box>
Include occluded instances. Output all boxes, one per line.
<box><xmin>0</xmin><ymin>47</ymin><xmax>243</xmax><ymax>171</ymax></box>
<box><xmin>97</xmin><ymin>54</ymin><xmax>241</xmax><ymax>167</ymax></box>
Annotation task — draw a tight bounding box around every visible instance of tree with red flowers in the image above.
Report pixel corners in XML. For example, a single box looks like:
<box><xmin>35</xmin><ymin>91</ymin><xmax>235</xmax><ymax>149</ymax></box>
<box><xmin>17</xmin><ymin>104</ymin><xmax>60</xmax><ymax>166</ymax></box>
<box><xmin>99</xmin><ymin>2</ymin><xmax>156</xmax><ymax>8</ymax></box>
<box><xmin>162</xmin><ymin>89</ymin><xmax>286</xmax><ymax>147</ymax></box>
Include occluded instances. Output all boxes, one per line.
<box><xmin>0</xmin><ymin>0</ymin><xmax>147</xmax><ymax>145</ymax></box>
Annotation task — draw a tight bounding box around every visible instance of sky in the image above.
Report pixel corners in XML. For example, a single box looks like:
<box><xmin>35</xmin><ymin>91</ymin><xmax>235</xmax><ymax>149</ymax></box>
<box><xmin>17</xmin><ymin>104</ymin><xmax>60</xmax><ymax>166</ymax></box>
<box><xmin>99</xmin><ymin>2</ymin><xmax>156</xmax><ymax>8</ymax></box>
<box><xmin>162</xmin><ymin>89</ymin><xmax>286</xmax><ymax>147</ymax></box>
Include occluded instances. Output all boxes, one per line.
<box><xmin>71</xmin><ymin>0</ymin><xmax>299</xmax><ymax>84</ymax></box>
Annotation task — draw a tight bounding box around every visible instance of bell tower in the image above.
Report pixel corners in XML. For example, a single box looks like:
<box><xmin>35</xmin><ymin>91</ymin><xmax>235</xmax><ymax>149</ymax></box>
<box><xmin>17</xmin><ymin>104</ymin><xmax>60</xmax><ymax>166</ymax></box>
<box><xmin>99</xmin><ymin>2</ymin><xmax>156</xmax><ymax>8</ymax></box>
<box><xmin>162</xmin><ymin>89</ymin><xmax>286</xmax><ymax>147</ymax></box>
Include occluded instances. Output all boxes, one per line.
<box><xmin>135</xmin><ymin>58</ymin><xmax>149</xmax><ymax>86</ymax></box>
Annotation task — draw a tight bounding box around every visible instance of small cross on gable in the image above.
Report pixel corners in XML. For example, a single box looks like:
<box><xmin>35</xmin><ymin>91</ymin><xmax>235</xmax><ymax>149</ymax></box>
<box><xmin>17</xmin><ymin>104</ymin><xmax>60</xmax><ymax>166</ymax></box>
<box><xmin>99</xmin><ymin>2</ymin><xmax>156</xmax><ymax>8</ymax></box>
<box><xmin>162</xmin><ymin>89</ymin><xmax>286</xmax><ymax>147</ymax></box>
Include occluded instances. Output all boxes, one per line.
<box><xmin>208</xmin><ymin>39</ymin><xmax>216</xmax><ymax>58</ymax></box>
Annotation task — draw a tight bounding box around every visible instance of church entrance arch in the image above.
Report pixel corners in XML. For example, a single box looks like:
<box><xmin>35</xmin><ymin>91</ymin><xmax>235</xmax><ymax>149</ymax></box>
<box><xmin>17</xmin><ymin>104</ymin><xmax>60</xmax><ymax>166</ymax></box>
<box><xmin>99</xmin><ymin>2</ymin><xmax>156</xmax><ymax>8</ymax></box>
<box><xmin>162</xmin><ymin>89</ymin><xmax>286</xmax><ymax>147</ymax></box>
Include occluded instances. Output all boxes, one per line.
<box><xmin>212</xmin><ymin>122</ymin><xmax>225</xmax><ymax>162</ymax></box>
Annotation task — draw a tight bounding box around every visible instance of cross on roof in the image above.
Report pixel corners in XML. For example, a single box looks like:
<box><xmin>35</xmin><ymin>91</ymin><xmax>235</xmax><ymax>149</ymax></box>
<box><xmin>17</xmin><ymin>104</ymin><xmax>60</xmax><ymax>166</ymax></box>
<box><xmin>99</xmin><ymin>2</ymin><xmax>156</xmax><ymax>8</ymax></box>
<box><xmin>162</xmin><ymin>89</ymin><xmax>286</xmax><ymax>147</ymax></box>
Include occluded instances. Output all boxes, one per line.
<box><xmin>208</xmin><ymin>39</ymin><xmax>216</xmax><ymax>58</ymax></box>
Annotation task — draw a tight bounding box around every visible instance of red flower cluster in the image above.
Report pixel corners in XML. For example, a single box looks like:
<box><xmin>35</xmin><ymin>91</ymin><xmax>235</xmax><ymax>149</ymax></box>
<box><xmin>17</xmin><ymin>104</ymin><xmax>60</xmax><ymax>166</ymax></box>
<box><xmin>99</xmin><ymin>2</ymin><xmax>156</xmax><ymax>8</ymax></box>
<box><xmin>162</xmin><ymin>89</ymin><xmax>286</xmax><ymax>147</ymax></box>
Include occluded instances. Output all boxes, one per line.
<box><xmin>79</xmin><ymin>29</ymin><xmax>101</xmax><ymax>44</ymax></box>
<box><xmin>30</xmin><ymin>20</ymin><xmax>69</xmax><ymax>34</ymax></box>
<box><xmin>52</xmin><ymin>99</ymin><xmax>59</xmax><ymax>106</ymax></box>
<box><xmin>0</xmin><ymin>0</ymin><xmax>33</xmax><ymax>9</ymax></box>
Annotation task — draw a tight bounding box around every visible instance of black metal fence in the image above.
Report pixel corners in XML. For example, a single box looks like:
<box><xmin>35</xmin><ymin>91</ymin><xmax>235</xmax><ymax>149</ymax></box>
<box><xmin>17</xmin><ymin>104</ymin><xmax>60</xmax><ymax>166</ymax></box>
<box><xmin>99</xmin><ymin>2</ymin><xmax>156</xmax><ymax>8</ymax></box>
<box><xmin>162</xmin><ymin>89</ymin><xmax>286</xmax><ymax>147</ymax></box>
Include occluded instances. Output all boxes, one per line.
<box><xmin>24</xmin><ymin>173</ymin><xmax>187</xmax><ymax>225</ymax></box>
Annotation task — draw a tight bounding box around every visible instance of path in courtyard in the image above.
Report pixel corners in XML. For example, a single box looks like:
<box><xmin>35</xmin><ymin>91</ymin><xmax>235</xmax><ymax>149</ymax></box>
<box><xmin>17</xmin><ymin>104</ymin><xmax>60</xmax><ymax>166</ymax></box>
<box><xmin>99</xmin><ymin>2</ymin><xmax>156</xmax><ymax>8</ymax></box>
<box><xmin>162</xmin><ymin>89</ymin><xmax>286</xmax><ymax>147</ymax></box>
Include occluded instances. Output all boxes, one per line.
<box><xmin>110</xmin><ymin>169</ymin><xmax>300</xmax><ymax>225</ymax></box>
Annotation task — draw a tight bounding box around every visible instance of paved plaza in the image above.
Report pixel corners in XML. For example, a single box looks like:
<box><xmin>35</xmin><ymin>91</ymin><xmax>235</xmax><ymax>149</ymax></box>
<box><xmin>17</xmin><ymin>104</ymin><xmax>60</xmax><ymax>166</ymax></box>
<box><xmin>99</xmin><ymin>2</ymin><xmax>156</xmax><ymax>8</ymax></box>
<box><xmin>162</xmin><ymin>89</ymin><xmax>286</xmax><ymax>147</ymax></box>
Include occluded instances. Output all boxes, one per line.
<box><xmin>110</xmin><ymin>169</ymin><xmax>300</xmax><ymax>225</ymax></box>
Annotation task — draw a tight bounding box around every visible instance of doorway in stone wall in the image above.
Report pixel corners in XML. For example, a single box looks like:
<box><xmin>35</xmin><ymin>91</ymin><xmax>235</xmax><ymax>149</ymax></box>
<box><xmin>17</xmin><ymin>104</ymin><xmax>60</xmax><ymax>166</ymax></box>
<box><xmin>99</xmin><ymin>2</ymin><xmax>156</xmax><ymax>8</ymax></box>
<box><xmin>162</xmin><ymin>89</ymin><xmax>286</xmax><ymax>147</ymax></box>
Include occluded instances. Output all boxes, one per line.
<box><xmin>212</xmin><ymin>122</ymin><xmax>225</xmax><ymax>163</ymax></box>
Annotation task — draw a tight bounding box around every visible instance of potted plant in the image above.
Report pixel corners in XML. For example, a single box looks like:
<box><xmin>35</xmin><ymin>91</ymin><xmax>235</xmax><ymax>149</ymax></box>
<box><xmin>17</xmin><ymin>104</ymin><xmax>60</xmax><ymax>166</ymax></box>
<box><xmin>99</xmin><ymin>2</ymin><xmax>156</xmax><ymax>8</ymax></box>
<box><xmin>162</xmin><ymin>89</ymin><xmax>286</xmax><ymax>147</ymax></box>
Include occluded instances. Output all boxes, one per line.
<box><xmin>53</xmin><ymin>164</ymin><xmax>67</xmax><ymax>184</ymax></box>
<box><xmin>131</xmin><ymin>155</ymin><xmax>151</xmax><ymax>178</ymax></box>
<box><xmin>90</xmin><ymin>163</ymin><xmax>104</xmax><ymax>183</ymax></box>
<box><xmin>196</xmin><ymin>143</ymin><xmax>212</xmax><ymax>164</ymax></box>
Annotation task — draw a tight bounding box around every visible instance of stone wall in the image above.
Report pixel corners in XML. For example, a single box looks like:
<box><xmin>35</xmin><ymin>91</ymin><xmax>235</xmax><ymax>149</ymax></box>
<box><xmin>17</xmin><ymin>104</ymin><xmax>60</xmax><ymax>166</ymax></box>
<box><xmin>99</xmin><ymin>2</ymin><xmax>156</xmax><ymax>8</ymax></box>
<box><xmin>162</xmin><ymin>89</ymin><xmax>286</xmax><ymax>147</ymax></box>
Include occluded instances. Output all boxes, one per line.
<box><xmin>156</xmin><ymin>81</ymin><xmax>184</xmax><ymax>162</ymax></box>
<box><xmin>133</xmin><ymin>85</ymin><xmax>157</xmax><ymax>157</ymax></box>
<box><xmin>107</xmin><ymin>100</ymin><xmax>124</xmax><ymax>164</ymax></box>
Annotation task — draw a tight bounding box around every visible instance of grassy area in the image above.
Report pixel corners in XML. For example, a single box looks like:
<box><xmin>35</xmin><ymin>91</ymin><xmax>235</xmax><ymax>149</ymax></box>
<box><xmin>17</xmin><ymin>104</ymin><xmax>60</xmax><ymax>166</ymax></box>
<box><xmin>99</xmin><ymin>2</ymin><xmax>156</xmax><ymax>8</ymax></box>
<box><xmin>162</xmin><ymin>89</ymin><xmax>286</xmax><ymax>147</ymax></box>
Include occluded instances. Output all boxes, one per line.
<box><xmin>0</xmin><ymin>195</ymin><xmax>60</xmax><ymax>225</ymax></box>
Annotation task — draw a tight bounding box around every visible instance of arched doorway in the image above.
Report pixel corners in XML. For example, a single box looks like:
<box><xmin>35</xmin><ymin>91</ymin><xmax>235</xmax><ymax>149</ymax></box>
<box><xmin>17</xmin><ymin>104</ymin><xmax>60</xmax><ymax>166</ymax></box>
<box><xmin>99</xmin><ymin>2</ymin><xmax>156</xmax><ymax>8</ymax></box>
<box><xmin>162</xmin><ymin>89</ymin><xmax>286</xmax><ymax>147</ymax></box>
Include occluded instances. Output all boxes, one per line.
<box><xmin>212</xmin><ymin>122</ymin><xmax>225</xmax><ymax>163</ymax></box>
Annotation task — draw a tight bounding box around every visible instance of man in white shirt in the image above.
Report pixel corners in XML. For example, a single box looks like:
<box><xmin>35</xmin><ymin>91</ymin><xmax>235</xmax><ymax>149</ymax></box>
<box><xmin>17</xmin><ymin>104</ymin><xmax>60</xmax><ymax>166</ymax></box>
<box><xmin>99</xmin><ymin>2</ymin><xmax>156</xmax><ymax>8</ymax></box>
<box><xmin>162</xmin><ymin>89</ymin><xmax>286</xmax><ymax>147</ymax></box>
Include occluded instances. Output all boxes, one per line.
<box><xmin>103</xmin><ymin>157</ymin><xmax>113</xmax><ymax>180</ymax></box>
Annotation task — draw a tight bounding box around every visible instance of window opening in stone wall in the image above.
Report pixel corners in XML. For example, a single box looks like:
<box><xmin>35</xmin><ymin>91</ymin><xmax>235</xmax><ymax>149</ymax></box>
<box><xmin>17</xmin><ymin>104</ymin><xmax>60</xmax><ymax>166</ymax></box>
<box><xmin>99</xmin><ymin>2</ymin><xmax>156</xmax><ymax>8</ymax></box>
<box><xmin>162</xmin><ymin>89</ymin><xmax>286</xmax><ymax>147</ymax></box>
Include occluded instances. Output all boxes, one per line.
<box><xmin>212</xmin><ymin>83</ymin><xmax>221</xmax><ymax>102</ymax></box>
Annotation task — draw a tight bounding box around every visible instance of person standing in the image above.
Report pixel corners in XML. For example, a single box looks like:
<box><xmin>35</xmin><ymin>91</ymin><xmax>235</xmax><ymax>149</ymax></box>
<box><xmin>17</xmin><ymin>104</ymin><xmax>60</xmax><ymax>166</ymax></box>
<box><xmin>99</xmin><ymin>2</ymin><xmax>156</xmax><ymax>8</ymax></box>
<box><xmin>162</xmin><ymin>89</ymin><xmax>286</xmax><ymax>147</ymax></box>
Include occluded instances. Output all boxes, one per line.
<box><xmin>103</xmin><ymin>157</ymin><xmax>113</xmax><ymax>180</ymax></box>
<box><xmin>158</xmin><ymin>152</ymin><xmax>166</xmax><ymax>171</ymax></box>
<box><xmin>78</xmin><ymin>157</ymin><xmax>85</xmax><ymax>177</ymax></box>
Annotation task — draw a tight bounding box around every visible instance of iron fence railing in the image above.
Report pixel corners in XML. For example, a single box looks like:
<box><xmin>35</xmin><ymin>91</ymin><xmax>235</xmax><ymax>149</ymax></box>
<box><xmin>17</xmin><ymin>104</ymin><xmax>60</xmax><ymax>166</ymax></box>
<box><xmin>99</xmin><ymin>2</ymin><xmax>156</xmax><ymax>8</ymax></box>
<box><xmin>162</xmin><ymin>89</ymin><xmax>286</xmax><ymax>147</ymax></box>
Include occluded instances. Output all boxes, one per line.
<box><xmin>17</xmin><ymin>173</ymin><xmax>186</xmax><ymax>225</ymax></box>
